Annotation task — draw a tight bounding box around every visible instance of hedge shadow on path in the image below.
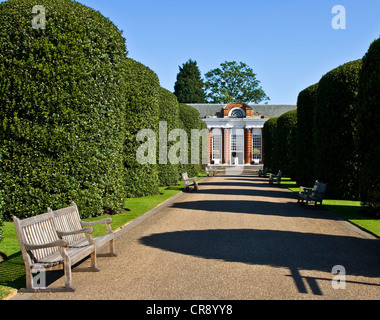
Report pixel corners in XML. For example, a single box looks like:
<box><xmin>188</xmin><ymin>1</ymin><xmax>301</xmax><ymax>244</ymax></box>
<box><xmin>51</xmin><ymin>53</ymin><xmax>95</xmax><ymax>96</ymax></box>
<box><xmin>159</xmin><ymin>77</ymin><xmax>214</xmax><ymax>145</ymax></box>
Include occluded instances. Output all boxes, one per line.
<box><xmin>139</xmin><ymin>229</ymin><xmax>380</xmax><ymax>279</ymax></box>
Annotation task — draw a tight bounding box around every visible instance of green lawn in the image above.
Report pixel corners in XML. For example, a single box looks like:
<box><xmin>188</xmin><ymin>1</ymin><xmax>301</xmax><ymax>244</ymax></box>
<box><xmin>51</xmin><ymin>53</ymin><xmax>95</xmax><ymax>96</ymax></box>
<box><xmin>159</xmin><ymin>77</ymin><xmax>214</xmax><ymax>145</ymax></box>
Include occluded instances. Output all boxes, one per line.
<box><xmin>279</xmin><ymin>177</ymin><xmax>380</xmax><ymax>238</ymax></box>
<box><xmin>0</xmin><ymin>172</ymin><xmax>205</xmax><ymax>300</ymax></box>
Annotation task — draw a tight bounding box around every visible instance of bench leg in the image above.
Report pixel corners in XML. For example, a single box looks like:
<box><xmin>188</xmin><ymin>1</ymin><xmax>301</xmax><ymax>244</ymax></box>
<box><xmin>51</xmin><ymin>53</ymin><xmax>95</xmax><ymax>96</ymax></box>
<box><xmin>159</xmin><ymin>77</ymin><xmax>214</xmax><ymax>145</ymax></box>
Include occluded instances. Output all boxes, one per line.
<box><xmin>110</xmin><ymin>239</ymin><xmax>117</xmax><ymax>257</ymax></box>
<box><xmin>21</xmin><ymin>264</ymin><xmax>76</xmax><ymax>293</ymax></box>
<box><xmin>25</xmin><ymin>267</ymin><xmax>34</xmax><ymax>291</ymax></box>
<box><xmin>90</xmin><ymin>251</ymin><xmax>100</xmax><ymax>272</ymax></box>
<box><xmin>64</xmin><ymin>257</ymin><xmax>74</xmax><ymax>289</ymax></box>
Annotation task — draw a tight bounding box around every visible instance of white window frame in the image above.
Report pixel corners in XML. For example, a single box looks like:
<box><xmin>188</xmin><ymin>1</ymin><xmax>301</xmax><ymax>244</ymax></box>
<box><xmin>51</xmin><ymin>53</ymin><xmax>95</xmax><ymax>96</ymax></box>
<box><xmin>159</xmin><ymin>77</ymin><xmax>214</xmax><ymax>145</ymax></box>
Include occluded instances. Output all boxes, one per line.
<box><xmin>212</xmin><ymin>128</ymin><xmax>222</xmax><ymax>161</ymax></box>
<box><xmin>228</xmin><ymin>107</ymin><xmax>246</xmax><ymax>118</ymax></box>
<box><xmin>252</xmin><ymin>129</ymin><xmax>262</xmax><ymax>160</ymax></box>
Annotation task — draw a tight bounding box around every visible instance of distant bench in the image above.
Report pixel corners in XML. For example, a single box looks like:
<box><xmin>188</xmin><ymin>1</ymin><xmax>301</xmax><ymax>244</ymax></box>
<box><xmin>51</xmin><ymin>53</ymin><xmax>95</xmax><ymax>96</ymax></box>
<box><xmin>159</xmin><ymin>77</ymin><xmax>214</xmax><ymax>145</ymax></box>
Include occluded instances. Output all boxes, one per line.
<box><xmin>205</xmin><ymin>166</ymin><xmax>217</xmax><ymax>177</ymax></box>
<box><xmin>182</xmin><ymin>172</ymin><xmax>199</xmax><ymax>191</ymax></box>
<box><xmin>14</xmin><ymin>202</ymin><xmax>116</xmax><ymax>292</ymax></box>
<box><xmin>298</xmin><ymin>181</ymin><xmax>328</xmax><ymax>207</ymax></box>
<box><xmin>269</xmin><ymin>170</ymin><xmax>282</xmax><ymax>184</ymax></box>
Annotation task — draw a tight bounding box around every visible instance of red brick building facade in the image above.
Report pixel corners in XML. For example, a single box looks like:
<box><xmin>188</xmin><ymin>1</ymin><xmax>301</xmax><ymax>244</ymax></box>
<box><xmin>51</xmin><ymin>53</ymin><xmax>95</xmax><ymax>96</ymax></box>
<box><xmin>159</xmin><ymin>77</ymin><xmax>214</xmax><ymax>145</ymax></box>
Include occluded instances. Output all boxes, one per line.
<box><xmin>188</xmin><ymin>103</ymin><xmax>297</xmax><ymax>166</ymax></box>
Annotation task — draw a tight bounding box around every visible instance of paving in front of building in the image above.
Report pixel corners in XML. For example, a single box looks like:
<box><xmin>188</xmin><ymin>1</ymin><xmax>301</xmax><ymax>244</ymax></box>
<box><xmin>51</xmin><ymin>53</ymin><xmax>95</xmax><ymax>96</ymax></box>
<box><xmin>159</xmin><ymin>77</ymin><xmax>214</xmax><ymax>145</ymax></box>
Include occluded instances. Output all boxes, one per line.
<box><xmin>17</xmin><ymin>168</ymin><xmax>380</xmax><ymax>300</ymax></box>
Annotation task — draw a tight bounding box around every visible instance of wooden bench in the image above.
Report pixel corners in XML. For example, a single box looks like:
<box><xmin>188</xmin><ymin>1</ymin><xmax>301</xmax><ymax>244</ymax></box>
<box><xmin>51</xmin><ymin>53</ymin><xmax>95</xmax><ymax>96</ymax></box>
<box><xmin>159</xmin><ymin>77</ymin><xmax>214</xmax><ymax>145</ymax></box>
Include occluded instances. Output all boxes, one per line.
<box><xmin>258</xmin><ymin>167</ymin><xmax>268</xmax><ymax>177</ymax></box>
<box><xmin>269</xmin><ymin>170</ymin><xmax>282</xmax><ymax>184</ymax></box>
<box><xmin>13</xmin><ymin>202</ymin><xmax>116</xmax><ymax>292</ymax></box>
<box><xmin>205</xmin><ymin>166</ymin><xmax>217</xmax><ymax>177</ymax></box>
<box><xmin>52</xmin><ymin>202</ymin><xmax>116</xmax><ymax>257</ymax></box>
<box><xmin>14</xmin><ymin>211</ymin><xmax>97</xmax><ymax>292</ymax></box>
<box><xmin>182</xmin><ymin>172</ymin><xmax>199</xmax><ymax>191</ymax></box>
<box><xmin>298</xmin><ymin>181</ymin><xmax>328</xmax><ymax>207</ymax></box>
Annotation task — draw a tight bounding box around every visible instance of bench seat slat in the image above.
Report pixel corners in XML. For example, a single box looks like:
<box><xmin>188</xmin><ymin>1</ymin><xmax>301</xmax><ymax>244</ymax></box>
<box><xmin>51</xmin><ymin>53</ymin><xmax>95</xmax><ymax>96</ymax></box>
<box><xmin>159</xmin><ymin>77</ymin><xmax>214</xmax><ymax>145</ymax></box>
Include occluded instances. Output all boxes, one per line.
<box><xmin>32</xmin><ymin>240</ymin><xmax>95</xmax><ymax>271</ymax></box>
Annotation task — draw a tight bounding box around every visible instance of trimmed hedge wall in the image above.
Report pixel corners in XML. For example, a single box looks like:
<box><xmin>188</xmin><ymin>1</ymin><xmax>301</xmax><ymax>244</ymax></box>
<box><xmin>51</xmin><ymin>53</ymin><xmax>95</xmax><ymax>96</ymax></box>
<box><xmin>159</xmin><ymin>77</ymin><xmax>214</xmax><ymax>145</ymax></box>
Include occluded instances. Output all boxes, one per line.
<box><xmin>296</xmin><ymin>83</ymin><xmax>318</xmax><ymax>187</ymax></box>
<box><xmin>0</xmin><ymin>0</ymin><xmax>128</xmax><ymax>219</ymax></box>
<box><xmin>178</xmin><ymin>103</ymin><xmax>205</xmax><ymax>178</ymax></box>
<box><xmin>275</xmin><ymin>110</ymin><xmax>297</xmax><ymax>179</ymax></box>
<box><xmin>356</xmin><ymin>38</ymin><xmax>380</xmax><ymax>216</ymax></box>
<box><xmin>0</xmin><ymin>148</ymin><xmax>3</xmax><ymax>242</ymax></box>
<box><xmin>123</xmin><ymin>58</ymin><xmax>160</xmax><ymax>197</ymax></box>
<box><xmin>157</xmin><ymin>87</ymin><xmax>181</xmax><ymax>186</ymax></box>
<box><xmin>314</xmin><ymin>59</ymin><xmax>362</xmax><ymax>200</ymax></box>
<box><xmin>262</xmin><ymin>117</ymin><xmax>278</xmax><ymax>173</ymax></box>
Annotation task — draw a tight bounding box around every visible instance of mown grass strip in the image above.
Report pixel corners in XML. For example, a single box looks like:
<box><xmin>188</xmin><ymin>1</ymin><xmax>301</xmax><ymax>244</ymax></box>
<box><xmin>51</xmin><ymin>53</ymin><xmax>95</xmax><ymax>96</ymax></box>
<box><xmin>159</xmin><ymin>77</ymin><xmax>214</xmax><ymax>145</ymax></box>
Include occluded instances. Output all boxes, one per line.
<box><xmin>279</xmin><ymin>177</ymin><xmax>380</xmax><ymax>238</ymax></box>
<box><xmin>0</xmin><ymin>173</ymin><xmax>205</xmax><ymax>300</ymax></box>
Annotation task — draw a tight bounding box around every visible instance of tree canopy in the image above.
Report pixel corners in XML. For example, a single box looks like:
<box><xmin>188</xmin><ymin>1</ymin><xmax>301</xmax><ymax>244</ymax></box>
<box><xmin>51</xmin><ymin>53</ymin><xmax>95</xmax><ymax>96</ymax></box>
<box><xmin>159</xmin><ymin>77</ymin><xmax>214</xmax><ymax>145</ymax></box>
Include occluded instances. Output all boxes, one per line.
<box><xmin>174</xmin><ymin>59</ymin><xmax>205</xmax><ymax>103</ymax></box>
<box><xmin>204</xmin><ymin>61</ymin><xmax>270</xmax><ymax>104</ymax></box>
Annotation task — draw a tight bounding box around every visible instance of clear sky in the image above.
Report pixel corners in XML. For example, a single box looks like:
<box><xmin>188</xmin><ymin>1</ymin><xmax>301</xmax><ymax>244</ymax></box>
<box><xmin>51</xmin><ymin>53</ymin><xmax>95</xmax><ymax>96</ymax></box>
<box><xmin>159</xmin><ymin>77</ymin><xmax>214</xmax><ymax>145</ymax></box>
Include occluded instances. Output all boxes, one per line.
<box><xmin>3</xmin><ymin>0</ymin><xmax>380</xmax><ymax>104</ymax></box>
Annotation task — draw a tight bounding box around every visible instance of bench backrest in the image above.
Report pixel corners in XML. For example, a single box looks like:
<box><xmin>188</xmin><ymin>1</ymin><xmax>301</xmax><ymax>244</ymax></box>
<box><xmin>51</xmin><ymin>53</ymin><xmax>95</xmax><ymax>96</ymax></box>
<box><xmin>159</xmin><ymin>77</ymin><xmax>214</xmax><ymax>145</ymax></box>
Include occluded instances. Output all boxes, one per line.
<box><xmin>14</xmin><ymin>212</ymin><xmax>60</xmax><ymax>265</ymax></box>
<box><xmin>183</xmin><ymin>172</ymin><xmax>195</xmax><ymax>187</ymax></box>
<box><xmin>317</xmin><ymin>182</ymin><xmax>328</xmax><ymax>198</ymax></box>
<box><xmin>311</xmin><ymin>181</ymin><xmax>327</xmax><ymax>200</ymax></box>
<box><xmin>52</xmin><ymin>202</ymin><xmax>85</xmax><ymax>244</ymax></box>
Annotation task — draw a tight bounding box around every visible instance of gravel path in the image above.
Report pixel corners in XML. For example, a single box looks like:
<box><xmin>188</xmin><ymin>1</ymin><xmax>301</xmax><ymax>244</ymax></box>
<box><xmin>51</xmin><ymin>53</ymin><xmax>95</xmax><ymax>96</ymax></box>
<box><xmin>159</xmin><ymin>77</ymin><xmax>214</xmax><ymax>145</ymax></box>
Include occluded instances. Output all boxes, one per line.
<box><xmin>16</xmin><ymin>168</ymin><xmax>380</xmax><ymax>300</ymax></box>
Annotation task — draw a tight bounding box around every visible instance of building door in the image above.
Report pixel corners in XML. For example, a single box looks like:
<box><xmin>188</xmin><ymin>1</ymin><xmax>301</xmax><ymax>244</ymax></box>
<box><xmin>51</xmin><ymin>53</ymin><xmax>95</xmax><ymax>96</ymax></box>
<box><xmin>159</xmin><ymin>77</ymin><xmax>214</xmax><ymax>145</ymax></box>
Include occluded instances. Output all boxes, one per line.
<box><xmin>230</xmin><ymin>129</ymin><xmax>244</xmax><ymax>165</ymax></box>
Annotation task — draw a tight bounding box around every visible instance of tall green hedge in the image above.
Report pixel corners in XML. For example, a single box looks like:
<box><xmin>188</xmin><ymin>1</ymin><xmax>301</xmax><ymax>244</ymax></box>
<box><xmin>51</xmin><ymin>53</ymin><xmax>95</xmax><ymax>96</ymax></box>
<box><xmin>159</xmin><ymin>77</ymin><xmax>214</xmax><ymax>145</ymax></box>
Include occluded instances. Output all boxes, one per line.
<box><xmin>314</xmin><ymin>59</ymin><xmax>362</xmax><ymax>200</ymax></box>
<box><xmin>0</xmin><ymin>147</ymin><xmax>4</xmax><ymax>243</ymax></box>
<box><xmin>262</xmin><ymin>117</ymin><xmax>278</xmax><ymax>172</ymax></box>
<box><xmin>123</xmin><ymin>58</ymin><xmax>160</xmax><ymax>197</ymax></box>
<box><xmin>356</xmin><ymin>38</ymin><xmax>380</xmax><ymax>216</ymax></box>
<box><xmin>275</xmin><ymin>110</ymin><xmax>297</xmax><ymax>179</ymax></box>
<box><xmin>296</xmin><ymin>83</ymin><xmax>318</xmax><ymax>187</ymax></box>
<box><xmin>0</xmin><ymin>0</ymin><xmax>128</xmax><ymax>219</ymax></box>
<box><xmin>157</xmin><ymin>87</ymin><xmax>181</xmax><ymax>186</ymax></box>
<box><xmin>178</xmin><ymin>103</ymin><xmax>206</xmax><ymax>178</ymax></box>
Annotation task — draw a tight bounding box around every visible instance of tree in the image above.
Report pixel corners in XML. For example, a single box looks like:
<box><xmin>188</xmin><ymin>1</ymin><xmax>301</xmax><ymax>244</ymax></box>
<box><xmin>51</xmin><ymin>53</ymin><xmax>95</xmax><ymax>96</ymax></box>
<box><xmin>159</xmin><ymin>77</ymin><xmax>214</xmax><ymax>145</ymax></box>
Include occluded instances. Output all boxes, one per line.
<box><xmin>174</xmin><ymin>59</ymin><xmax>206</xmax><ymax>103</ymax></box>
<box><xmin>204</xmin><ymin>61</ymin><xmax>270</xmax><ymax>104</ymax></box>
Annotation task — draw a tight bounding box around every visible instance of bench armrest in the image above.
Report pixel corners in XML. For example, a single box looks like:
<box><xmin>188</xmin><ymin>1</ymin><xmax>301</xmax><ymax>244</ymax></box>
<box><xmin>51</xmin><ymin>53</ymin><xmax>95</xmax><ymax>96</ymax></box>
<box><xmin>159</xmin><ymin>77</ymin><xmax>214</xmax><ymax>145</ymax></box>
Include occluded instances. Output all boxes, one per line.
<box><xmin>187</xmin><ymin>177</ymin><xmax>198</xmax><ymax>181</ymax></box>
<box><xmin>56</xmin><ymin>227</ymin><xmax>94</xmax><ymax>238</ymax></box>
<box><xmin>24</xmin><ymin>239</ymin><xmax>68</xmax><ymax>251</ymax></box>
<box><xmin>299</xmin><ymin>186</ymin><xmax>312</xmax><ymax>195</ymax></box>
<box><xmin>81</xmin><ymin>218</ymin><xmax>113</xmax><ymax>234</ymax></box>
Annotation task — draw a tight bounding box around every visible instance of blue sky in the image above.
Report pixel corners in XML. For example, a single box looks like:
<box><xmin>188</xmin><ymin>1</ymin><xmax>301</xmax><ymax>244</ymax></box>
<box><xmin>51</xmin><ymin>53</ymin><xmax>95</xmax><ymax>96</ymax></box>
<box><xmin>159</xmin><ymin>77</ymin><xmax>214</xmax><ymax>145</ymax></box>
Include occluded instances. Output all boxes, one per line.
<box><xmin>4</xmin><ymin>0</ymin><xmax>380</xmax><ymax>104</ymax></box>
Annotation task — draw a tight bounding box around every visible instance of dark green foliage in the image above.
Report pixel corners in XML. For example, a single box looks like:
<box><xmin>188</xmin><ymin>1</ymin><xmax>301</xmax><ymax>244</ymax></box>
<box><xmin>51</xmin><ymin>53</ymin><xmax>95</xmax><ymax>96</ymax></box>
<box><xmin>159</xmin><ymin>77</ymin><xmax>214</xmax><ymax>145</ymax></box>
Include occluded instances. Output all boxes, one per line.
<box><xmin>275</xmin><ymin>110</ymin><xmax>297</xmax><ymax>179</ymax></box>
<box><xmin>314</xmin><ymin>59</ymin><xmax>362</xmax><ymax>200</ymax></box>
<box><xmin>296</xmin><ymin>83</ymin><xmax>318</xmax><ymax>187</ymax></box>
<box><xmin>204</xmin><ymin>61</ymin><xmax>270</xmax><ymax>104</ymax></box>
<box><xmin>262</xmin><ymin>117</ymin><xmax>278</xmax><ymax>172</ymax></box>
<box><xmin>174</xmin><ymin>59</ymin><xmax>205</xmax><ymax>103</ymax></box>
<box><xmin>157</xmin><ymin>87</ymin><xmax>181</xmax><ymax>186</ymax></box>
<box><xmin>356</xmin><ymin>38</ymin><xmax>380</xmax><ymax>216</ymax></box>
<box><xmin>0</xmin><ymin>0</ymin><xmax>128</xmax><ymax>219</ymax></box>
<box><xmin>178</xmin><ymin>103</ymin><xmax>205</xmax><ymax>177</ymax></box>
<box><xmin>123</xmin><ymin>58</ymin><xmax>160</xmax><ymax>197</ymax></box>
<box><xmin>0</xmin><ymin>148</ymin><xmax>4</xmax><ymax>242</ymax></box>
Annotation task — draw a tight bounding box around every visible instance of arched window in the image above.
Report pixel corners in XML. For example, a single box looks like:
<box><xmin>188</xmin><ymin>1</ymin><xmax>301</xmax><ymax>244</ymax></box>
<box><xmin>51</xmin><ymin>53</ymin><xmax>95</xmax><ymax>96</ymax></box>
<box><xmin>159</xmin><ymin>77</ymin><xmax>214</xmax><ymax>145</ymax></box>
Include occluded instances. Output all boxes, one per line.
<box><xmin>229</xmin><ymin>108</ymin><xmax>245</xmax><ymax>118</ymax></box>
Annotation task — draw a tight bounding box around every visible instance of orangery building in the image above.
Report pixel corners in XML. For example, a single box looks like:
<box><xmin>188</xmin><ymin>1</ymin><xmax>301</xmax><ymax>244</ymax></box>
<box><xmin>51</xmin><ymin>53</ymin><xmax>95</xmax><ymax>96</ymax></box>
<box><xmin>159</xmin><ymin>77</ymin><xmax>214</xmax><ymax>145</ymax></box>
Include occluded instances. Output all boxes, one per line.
<box><xmin>188</xmin><ymin>103</ymin><xmax>296</xmax><ymax>166</ymax></box>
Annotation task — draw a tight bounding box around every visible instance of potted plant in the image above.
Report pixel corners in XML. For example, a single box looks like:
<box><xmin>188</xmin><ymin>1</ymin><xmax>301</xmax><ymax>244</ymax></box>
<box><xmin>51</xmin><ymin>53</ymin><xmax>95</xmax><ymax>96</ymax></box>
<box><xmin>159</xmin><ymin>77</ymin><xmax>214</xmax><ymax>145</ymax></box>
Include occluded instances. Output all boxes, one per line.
<box><xmin>252</xmin><ymin>148</ymin><xmax>261</xmax><ymax>165</ymax></box>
